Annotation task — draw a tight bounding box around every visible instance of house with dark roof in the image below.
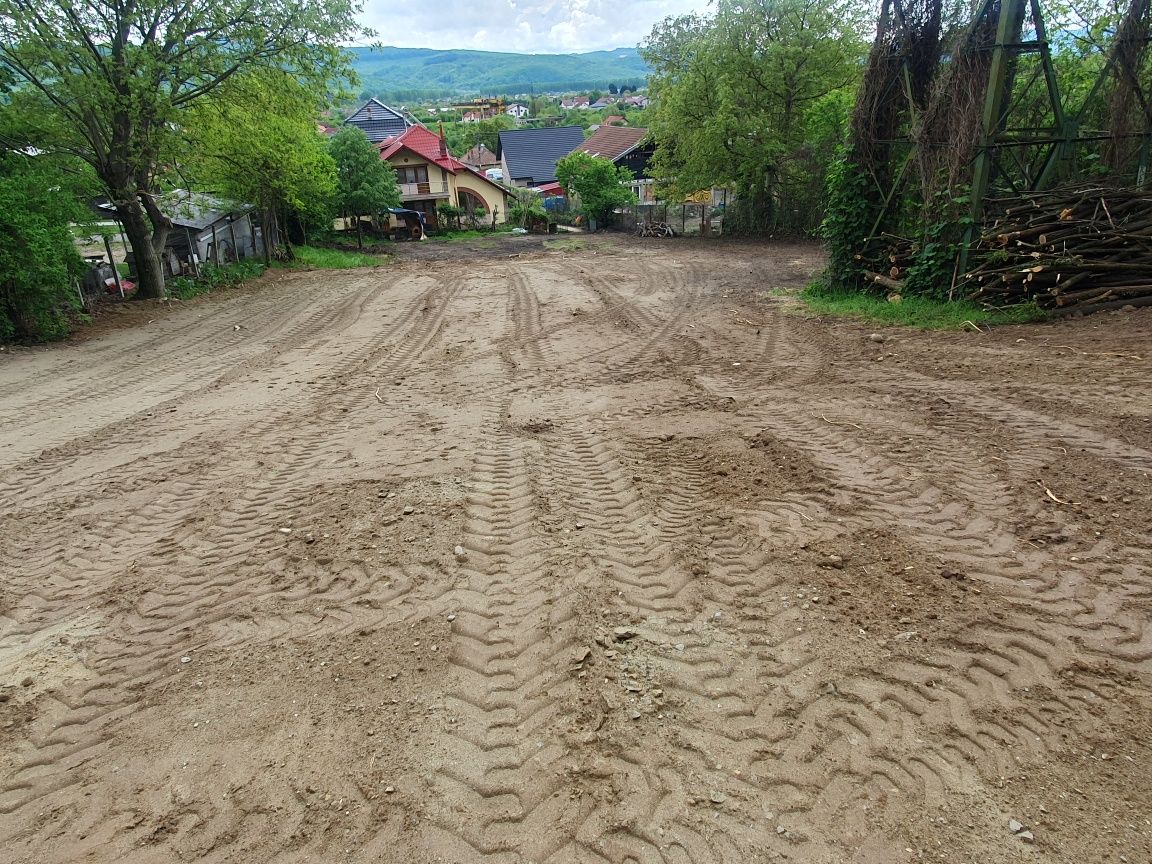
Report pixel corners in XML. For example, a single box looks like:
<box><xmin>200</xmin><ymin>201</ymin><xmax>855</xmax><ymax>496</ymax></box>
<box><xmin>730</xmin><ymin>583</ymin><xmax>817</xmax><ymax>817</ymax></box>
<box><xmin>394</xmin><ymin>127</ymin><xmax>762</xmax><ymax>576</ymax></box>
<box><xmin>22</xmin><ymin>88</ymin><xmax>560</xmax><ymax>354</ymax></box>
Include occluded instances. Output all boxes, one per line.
<box><xmin>344</xmin><ymin>98</ymin><xmax>413</xmax><ymax>143</ymax></box>
<box><xmin>575</xmin><ymin>125</ymin><xmax>654</xmax><ymax>177</ymax></box>
<box><xmin>497</xmin><ymin>126</ymin><xmax>586</xmax><ymax>188</ymax></box>
<box><xmin>378</xmin><ymin>125</ymin><xmax>510</xmax><ymax>229</ymax></box>
<box><xmin>462</xmin><ymin>143</ymin><xmax>500</xmax><ymax>170</ymax></box>
<box><xmin>575</xmin><ymin>125</ymin><xmax>657</xmax><ymax>202</ymax></box>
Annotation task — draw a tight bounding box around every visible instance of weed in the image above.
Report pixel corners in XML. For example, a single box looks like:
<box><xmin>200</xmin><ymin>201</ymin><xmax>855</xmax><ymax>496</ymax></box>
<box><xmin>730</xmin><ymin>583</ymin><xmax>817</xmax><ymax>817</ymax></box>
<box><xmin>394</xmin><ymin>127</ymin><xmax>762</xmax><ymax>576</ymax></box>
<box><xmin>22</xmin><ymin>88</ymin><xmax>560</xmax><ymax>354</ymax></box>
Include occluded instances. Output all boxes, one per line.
<box><xmin>800</xmin><ymin>281</ymin><xmax>1048</xmax><ymax>329</ymax></box>
<box><xmin>168</xmin><ymin>260</ymin><xmax>265</xmax><ymax>300</ymax></box>
<box><xmin>285</xmin><ymin>245</ymin><xmax>386</xmax><ymax>269</ymax></box>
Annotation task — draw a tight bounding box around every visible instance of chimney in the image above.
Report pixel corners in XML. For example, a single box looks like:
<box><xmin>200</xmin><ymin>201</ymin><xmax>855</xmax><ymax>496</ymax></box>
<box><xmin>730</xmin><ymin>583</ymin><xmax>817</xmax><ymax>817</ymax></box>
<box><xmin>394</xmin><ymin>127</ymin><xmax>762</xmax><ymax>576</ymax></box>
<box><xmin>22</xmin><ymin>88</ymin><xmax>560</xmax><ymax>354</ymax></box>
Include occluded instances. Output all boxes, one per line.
<box><xmin>438</xmin><ymin>122</ymin><xmax>448</xmax><ymax>158</ymax></box>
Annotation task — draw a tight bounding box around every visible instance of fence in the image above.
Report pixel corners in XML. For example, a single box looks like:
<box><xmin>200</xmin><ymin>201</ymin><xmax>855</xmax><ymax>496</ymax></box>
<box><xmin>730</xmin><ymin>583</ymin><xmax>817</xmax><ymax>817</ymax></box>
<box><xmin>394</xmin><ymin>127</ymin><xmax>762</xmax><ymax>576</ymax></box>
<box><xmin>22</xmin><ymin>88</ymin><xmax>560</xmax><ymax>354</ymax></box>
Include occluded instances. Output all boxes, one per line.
<box><xmin>615</xmin><ymin>202</ymin><xmax>724</xmax><ymax>236</ymax></box>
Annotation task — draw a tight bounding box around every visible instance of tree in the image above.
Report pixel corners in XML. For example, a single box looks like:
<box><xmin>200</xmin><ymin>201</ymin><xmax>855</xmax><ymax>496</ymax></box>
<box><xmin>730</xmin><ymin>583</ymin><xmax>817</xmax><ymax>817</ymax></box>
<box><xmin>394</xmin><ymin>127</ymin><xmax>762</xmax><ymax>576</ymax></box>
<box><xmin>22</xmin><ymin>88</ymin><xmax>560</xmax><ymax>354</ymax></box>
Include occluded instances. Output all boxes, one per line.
<box><xmin>609</xmin><ymin>83</ymin><xmax>619</xmax><ymax>95</ymax></box>
<box><xmin>328</xmin><ymin>127</ymin><xmax>400</xmax><ymax>248</ymax></box>
<box><xmin>555</xmin><ymin>151</ymin><xmax>635</xmax><ymax>226</ymax></box>
<box><xmin>0</xmin><ymin>0</ymin><xmax>365</xmax><ymax>298</ymax></box>
<box><xmin>641</xmin><ymin>0</ymin><xmax>867</xmax><ymax>233</ymax></box>
<box><xmin>184</xmin><ymin>72</ymin><xmax>338</xmax><ymax>258</ymax></box>
<box><xmin>0</xmin><ymin>151</ymin><xmax>89</xmax><ymax>341</ymax></box>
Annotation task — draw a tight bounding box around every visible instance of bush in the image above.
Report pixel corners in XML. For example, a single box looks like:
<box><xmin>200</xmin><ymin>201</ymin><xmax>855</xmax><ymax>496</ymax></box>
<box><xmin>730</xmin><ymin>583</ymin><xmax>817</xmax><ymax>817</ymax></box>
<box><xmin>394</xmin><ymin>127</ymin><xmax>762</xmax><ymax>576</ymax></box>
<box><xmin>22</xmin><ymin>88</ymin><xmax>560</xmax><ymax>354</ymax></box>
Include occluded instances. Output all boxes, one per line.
<box><xmin>167</xmin><ymin>260</ymin><xmax>265</xmax><ymax>299</ymax></box>
<box><xmin>0</xmin><ymin>154</ymin><xmax>88</xmax><ymax>342</ymax></box>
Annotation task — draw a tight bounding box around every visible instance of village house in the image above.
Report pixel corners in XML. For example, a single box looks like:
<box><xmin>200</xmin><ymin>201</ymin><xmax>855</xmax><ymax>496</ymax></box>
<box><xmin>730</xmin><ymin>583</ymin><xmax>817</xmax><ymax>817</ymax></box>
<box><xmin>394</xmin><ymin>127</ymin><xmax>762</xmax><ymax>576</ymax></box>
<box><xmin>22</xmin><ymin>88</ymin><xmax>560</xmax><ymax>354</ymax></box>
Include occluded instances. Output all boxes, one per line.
<box><xmin>497</xmin><ymin>126</ymin><xmax>586</xmax><ymax>189</ymax></box>
<box><xmin>461</xmin><ymin>143</ymin><xmax>500</xmax><ymax>171</ymax></box>
<box><xmin>378</xmin><ymin>125</ymin><xmax>510</xmax><ymax>229</ymax></box>
<box><xmin>575</xmin><ymin>125</ymin><xmax>657</xmax><ymax>202</ymax></box>
<box><xmin>505</xmin><ymin>103</ymin><xmax>529</xmax><ymax>119</ymax></box>
<box><xmin>342</xmin><ymin>98</ymin><xmax>414</xmax><ymax>143</ymax></box>
<box><xmin>560</xmin><ymin>96</ymin><xmax>590</xmax><ymax>110</ymax></box>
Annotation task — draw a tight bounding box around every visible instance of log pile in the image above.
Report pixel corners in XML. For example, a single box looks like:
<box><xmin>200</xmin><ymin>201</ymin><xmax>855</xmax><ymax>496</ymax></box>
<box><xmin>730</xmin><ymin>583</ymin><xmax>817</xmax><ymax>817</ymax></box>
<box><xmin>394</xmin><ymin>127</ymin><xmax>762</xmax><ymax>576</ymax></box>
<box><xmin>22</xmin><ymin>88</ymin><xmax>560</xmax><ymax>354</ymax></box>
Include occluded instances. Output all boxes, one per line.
<box><xmin>964</xmin><ymin>187</ymin><xmax>1152</xmax><ymax>310</ymax></box>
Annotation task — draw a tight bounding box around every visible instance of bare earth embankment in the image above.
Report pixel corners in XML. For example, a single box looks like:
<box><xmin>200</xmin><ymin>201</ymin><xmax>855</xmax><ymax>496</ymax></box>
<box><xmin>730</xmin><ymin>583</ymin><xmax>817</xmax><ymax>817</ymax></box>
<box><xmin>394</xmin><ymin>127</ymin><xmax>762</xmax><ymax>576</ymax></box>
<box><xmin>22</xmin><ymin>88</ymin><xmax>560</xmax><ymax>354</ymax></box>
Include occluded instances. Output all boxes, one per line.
<box><xmin>1</xmin><ymin>235</ymin><xmax>1149</xmax><ymax>863</ymax></box>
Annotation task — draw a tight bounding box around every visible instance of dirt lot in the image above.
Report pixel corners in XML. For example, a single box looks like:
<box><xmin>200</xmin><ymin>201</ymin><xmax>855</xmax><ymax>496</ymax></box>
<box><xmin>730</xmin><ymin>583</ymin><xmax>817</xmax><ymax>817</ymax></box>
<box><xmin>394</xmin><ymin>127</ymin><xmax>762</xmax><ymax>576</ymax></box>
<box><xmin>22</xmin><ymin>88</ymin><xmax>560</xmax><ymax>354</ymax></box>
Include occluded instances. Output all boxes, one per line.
<box><xmin>1</xmin><ymin>234</ymin><xmax>1150</xmax><ymax>863</ymax></box>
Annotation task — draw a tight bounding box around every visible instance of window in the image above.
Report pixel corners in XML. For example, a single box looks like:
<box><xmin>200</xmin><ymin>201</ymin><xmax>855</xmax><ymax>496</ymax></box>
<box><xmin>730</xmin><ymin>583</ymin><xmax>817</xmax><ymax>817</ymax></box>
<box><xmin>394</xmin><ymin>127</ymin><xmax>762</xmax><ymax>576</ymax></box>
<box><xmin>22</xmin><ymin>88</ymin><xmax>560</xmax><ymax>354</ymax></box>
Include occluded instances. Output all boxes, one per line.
<box><xmin>395</xmin><ymin>165</ymin><xmax>428</xmax><ymax>184</ymax></box>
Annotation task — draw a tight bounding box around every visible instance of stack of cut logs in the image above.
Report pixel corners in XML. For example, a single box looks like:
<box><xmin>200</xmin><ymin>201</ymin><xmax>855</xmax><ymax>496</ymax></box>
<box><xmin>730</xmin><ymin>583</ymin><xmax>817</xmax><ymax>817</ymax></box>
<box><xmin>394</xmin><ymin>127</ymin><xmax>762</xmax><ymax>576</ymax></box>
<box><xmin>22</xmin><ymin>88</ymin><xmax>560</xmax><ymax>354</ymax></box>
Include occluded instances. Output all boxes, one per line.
<box><xmin>856</xmin><ymin>187</ymin><xmax>1152</xmax><ymax>311</ymax></box>
<box><xmin>966</xmin><ymin>187</ymin><xmax>1152</xmax><ymax>310</ymax></box>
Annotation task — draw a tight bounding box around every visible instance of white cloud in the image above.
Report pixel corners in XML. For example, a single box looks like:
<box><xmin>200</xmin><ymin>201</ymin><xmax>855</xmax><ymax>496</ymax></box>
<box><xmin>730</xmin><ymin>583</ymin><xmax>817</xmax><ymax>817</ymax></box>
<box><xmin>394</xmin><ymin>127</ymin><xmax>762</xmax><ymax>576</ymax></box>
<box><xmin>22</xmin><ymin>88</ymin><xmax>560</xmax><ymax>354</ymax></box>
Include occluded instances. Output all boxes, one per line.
<box><xmin>356</xmin><ymin>0</ymin><xmax>707</xmax><ymax>53</ymax></box>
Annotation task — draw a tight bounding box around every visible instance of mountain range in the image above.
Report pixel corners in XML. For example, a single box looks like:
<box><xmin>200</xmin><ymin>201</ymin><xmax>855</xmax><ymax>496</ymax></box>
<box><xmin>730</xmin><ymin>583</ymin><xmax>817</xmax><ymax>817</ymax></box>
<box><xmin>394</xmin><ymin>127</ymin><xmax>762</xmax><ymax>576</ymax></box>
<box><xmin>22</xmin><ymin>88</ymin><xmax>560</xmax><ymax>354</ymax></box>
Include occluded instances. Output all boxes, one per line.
<box><xmin>348</xmin><ymin>46</ymin><xmax>650</xmax><ymax>101</ymax></box>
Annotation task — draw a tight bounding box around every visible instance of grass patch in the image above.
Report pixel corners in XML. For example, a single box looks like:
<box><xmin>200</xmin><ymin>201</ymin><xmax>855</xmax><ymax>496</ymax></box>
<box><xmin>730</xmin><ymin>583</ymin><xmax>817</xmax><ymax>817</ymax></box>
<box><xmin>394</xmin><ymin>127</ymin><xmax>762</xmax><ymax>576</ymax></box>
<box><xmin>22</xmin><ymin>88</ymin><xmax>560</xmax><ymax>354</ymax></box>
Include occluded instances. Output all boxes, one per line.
<box><xmin>167</xmin><ymin>260</ymin><xmax>266</xmax><ymax>300</ymax></box>
<box><xmin>431</xmin><ymin>228</ymin><xmax>516</xmax><ymax>243</ymax></box>
<box><xmin>799</xmin><ymin>282</ymin><xmax>1049</xmax><ymax>329</ymax></box>
<box><xmin>288</xmin><ymin>245</ymin><xmax>386</xmax><ymax>269</ymax></box>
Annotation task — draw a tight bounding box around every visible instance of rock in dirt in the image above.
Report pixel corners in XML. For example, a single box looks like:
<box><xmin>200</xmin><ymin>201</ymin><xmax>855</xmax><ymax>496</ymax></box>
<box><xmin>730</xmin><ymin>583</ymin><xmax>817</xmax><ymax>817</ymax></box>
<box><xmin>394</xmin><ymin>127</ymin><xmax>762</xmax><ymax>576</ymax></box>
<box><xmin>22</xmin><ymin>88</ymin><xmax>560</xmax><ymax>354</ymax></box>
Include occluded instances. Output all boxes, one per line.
<box><xmin>1009</xmin><ymin>818</ymin><xmax>1025</xmax><ymax>834</ymax></box>
<box><xmin>403</xmin><ymin>506</ymin><xmax>414</xmax><ymax>515</ymax></box>
<box><xmin>613</xmin><ymin>627</ymin><xmax>639</xmax><ymax>642</ymax></box>
<box><xmin>709</xmin><ymin>791</ymin><xmax>727</xmax><ymax>804</ymax></box>
<box><xmin>453</xmin><ymin>545</ymin><xmax>466</xmax><ymax>559</ymax></box>
<box><xmin>869</xmin><ymin>333</ymin><xmax>886</xmax><ymax>343</ymax></box>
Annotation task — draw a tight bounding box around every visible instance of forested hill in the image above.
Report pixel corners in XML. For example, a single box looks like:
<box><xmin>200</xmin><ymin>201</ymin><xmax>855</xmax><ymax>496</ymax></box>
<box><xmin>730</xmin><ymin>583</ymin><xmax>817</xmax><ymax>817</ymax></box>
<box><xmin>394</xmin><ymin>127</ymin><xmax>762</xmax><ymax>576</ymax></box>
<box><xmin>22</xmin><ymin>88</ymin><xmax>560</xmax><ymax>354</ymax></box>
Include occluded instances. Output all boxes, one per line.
<box><xmin>347</xmin><ymin>46</ymin><xmax>649</xmax><ymax>100</ymax></box>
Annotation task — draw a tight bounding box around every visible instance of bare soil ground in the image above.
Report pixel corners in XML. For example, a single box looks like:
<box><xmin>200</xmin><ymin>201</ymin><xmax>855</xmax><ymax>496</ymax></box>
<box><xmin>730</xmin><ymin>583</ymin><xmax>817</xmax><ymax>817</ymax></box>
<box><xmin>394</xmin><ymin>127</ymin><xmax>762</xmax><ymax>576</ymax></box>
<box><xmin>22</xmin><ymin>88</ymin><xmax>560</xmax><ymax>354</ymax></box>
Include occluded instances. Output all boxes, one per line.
<box><xmin>1</xmin><ymin>234</ymin><xmax>1150</xmax><ymax>863</ymax></box>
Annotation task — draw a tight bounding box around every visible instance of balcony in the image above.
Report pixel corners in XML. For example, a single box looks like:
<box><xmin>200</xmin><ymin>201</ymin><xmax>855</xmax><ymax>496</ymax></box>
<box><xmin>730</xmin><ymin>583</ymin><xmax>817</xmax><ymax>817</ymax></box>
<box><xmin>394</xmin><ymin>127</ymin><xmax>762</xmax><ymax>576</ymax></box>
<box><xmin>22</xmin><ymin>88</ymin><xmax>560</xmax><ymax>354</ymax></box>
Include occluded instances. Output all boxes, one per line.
<box><xmin>399</xmin><ymin>180</ymin><xmax>450</xmax><ymax>200</ymax></box>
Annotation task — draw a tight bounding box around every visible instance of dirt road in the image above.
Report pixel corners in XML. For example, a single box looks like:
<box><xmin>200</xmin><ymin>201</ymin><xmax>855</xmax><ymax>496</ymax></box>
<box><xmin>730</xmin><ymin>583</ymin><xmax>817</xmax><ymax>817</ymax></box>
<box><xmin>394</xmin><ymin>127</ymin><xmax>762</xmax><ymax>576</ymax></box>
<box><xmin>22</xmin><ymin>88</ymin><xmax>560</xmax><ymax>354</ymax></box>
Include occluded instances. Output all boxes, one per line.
<box><xmin>2</xmin><ymin>235</ymin><xmax>1150</xmax><ymax>863</ymax></box>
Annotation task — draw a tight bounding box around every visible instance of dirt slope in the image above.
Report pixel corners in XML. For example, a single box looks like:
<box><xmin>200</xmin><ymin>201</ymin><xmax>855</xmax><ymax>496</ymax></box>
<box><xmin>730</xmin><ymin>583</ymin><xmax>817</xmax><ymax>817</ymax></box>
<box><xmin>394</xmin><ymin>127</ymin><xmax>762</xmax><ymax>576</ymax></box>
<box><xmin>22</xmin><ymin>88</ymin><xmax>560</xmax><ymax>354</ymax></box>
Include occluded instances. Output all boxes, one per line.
<box><xmin>1</xmin><ymin>235</ymin><xmax>1149</xmax><ymax>863</ymax></box>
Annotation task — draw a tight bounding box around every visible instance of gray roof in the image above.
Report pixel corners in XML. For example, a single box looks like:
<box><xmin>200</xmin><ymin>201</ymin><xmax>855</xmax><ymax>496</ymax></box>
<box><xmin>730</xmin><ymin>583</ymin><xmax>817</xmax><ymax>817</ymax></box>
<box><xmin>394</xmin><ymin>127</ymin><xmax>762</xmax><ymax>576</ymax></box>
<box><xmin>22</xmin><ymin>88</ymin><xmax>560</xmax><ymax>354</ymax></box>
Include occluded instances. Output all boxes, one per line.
<box><xmin>96</xmin><ymin>190</ymin><xmax>250</xmax><ymax>232</ymax></box>
<box><xmin>344</xmin><ymin>98</ymin><xmax>412</xmax><ymax>143</ymax></box>
<box><xmin>497</xmin><ymin>126</ymin><xmax>586</xmax><ymax>185</ymax></box>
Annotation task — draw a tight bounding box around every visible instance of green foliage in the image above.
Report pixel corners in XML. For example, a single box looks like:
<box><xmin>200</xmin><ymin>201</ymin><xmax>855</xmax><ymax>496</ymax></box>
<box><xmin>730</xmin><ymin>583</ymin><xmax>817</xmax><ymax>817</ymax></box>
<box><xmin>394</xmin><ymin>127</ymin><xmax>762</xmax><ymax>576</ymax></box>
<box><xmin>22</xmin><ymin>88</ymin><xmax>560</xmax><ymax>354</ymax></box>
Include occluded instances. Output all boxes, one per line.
<box><xmin>800</xmin><ymin>281</ymin><xmax>1049</xmax><ymax>329</ymax></box>
<box><xmin>642</xmin><ymin>0</ymin><xmax>867</xmax><ymax>234</ymax></box>
<box><xmin>0</xmin><ymin>153</ymin><xmax>89</xmax><ymax>342</ymax></box>
<box><xmin>436</xmin><ymin>203</ymin><xmax>466</xmax><ymax>232</ymax></box>
<box><xmin>507</xmin><ymin>188</ymin><xmax>547</xmax><ymax>229</ymax></box>
<box><xmin>287</xmin><ymin>245</ymin><xmax>386</xmax><ymax>269</ymax></box>
<box><xmin>443</xmin><ymin>116</ymin><xmax>515</xmax><ymax>155</ymax></box>
<box><xmin>0</xmin><ymin>0</ymin><xmax>366</xmax><ymax>298</ymax></box>
<box><xmin>185</xmin><ymin>72</ymin><xmax>339</xmax><ymax>239</ymax></box>
<box><xmin>821</xmin><ymin>149</ymin><xmax>874</xmax><ymax>290</ymax></box>
<box><xmin>329</xmin><ymin>127</ymin><xmax>402</xmax><ymax>220</ymax></box>
<box><xmin>555</xmin><ymin>151</ymin><xmax>634</xmax><ymax>225</ymax></box>
<box><xmin>167</xmin><ymin>260</ymin><xmax>266</xmax><ymax>300</ymax></box>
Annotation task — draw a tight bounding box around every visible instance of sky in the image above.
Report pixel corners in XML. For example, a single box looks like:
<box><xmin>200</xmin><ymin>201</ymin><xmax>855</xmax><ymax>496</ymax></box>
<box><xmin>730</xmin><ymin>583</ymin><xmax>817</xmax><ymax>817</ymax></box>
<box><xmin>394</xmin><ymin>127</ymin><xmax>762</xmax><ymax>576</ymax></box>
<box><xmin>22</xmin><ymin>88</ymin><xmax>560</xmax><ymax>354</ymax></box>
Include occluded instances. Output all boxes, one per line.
<box><xmin>356</xmin><ymin>0</ymin><xmax>709</xmax><ymax>54</ymax></box>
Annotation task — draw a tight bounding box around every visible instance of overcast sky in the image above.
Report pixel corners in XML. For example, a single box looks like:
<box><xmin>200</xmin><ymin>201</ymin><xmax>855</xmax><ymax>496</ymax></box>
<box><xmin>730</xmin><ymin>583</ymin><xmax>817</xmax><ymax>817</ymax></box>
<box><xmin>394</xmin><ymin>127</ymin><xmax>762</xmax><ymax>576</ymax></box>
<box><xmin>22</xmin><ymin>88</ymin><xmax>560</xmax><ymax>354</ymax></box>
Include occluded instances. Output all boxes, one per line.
<box><xmin>357</xmin><ymin>0</ymin><xmax>709</xmax><ymax>54</ymax></box>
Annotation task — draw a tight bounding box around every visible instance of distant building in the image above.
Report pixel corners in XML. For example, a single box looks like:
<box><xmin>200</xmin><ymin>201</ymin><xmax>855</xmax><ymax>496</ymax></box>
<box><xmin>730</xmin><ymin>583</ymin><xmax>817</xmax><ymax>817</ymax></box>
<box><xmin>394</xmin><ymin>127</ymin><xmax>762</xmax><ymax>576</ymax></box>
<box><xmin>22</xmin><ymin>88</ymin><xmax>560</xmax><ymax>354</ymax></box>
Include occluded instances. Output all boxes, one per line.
<box><xmin>497</xmin><ymin>126</ymin><xmax>586</xmax><ymax>188</ymax></box>
<box><xmin>378</xmin><ymin>125</ymin><xmax>510</xmax><ymax>229</ymax></box>
<box><xmin>462</xmin><ymin>143</ymin><xmax>500</xmax><ymax>170</ymax></box>
<box><xmin>506</xmin><ymin>103</ymin><xmax>530</xmax><ymax>119</ymax></box>
<box><xmin>601</xmin><ymin>115</ymin><xmax>627</xmax><ymax>126</ymax></box>
<box><xmin>560</xmin><ymin>96</ymin><xmax>590</xmax><ymax>110</ymax></box>
<box><xmin>343</xmin><ymin>98</ymin><xmax>413</xmax><ymax>143</ymax></box>
<box><xmin>575</xmin><ymin>125</ymin><xmax>656</xmax><ymax>203</ymax></box>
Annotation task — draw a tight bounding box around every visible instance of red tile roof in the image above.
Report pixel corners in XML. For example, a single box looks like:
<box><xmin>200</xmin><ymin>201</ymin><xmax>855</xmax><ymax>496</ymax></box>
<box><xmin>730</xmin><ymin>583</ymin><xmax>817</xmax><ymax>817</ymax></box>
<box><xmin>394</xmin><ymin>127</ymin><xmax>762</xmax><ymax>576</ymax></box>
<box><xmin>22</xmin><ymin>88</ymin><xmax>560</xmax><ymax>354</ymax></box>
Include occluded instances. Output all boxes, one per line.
<box><xmin>574</xmin><ymin>126</ymin><xmax>649</xmax><ymax>162</ymax></box>
<box><xmin>378</xmin><ymin>125</ymin><xmax>509</xmax><ymax>194</ymax></box>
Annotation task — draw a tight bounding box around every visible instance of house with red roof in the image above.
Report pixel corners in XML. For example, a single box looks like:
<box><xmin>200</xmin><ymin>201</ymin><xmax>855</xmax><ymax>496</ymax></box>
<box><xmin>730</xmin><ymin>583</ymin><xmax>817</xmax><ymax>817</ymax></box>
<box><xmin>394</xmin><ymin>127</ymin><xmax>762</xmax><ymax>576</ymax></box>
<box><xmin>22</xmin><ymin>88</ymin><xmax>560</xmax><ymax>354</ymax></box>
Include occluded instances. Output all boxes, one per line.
<box><xmin>377</xmin><ymin>125</ymin><xmax>511</xmax><ymax>229</ymax></box>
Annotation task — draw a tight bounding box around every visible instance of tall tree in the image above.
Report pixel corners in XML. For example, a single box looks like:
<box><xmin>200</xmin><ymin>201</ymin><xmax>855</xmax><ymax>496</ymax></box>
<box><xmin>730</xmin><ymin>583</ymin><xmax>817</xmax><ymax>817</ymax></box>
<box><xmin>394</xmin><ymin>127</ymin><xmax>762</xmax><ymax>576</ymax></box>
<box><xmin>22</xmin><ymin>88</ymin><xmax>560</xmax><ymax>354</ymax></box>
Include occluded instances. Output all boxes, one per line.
<box><xmin>642</xmin><ymin>0</ymin><xmax>867</xmax><ymax>233</ymax></box>
<box><xmin>184</xmin><ymin>73</ymin><xmax>339</xmax><ymax>259</ymax></box>
<box><xmin>328</xmin><ymin>127</ymin><xmax>400</xmax><ymax>248</ymax></box>
<box><xmin>0</xmin><ymin>0</ymin><xmax>365</xmax><ymax>298</ymax></box>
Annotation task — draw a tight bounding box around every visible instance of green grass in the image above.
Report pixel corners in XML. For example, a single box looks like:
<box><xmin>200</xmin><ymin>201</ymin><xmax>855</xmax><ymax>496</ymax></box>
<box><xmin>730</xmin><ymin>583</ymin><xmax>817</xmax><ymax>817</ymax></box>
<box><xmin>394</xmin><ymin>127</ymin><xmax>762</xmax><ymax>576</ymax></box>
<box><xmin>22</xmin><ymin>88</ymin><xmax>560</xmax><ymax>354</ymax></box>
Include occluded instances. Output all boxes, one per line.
<box><xmin>431</xmin><ymin>227</ymin><xmax>516</xmax><ymax>243</ymax></box>
<box><xmin>799</xmin><ymin>282</ymin><xmax>1049</xmax><ymax>329</ymax></box>
<box><xmin>288</xmin><ymin>245</ymin><xmax>386</xmax><ymax>269</ymax></box>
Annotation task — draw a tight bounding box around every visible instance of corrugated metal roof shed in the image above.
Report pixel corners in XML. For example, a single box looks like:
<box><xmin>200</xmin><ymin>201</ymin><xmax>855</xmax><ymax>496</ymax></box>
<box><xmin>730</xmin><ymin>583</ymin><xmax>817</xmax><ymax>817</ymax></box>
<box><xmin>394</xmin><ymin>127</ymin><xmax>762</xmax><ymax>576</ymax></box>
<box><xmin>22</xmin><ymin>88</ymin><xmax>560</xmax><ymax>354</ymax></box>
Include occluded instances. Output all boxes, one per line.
<box><xmin>345</xmin><ymin>98</ymin><xmax>412</xmax><ymax>143</ymax></box>
<box><xmin>497</xmin><ymin>126</ymin><xmax>586</xmax><ymax>185</ymax></box>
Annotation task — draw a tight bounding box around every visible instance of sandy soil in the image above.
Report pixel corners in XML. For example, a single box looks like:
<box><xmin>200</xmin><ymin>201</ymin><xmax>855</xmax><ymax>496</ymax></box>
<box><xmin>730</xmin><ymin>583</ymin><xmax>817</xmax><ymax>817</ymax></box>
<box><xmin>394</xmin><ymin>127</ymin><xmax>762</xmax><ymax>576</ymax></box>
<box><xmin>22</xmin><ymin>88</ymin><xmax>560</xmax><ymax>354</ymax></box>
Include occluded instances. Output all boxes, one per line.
<box><xmin>1</xmin><ymin>234</ymin><xmax>1150</xmax><ymax>863</ymax></box>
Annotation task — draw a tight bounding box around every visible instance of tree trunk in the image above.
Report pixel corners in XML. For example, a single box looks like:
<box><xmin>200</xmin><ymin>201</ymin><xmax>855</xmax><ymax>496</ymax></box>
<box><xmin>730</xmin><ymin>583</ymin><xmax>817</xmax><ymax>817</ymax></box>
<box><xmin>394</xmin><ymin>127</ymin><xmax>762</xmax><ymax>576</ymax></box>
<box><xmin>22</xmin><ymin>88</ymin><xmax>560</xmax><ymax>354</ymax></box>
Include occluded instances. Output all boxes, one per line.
<box><xmin>356</xmin><ymin>214</ymin><xmax>363</xmax><ymax>249</ymax></box>
<box><xmin>116</xmin><ymin>195</ymin><xmax>166</xmax><ymax>299</ymax></box>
